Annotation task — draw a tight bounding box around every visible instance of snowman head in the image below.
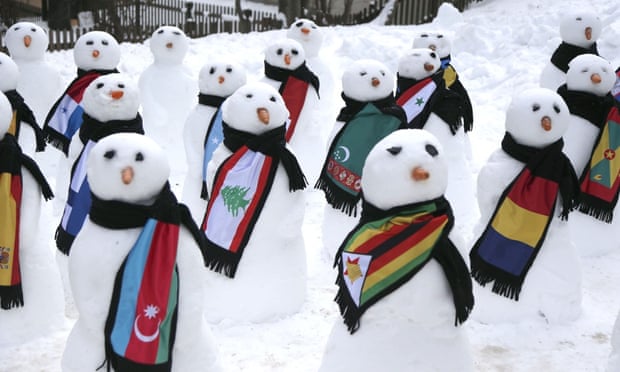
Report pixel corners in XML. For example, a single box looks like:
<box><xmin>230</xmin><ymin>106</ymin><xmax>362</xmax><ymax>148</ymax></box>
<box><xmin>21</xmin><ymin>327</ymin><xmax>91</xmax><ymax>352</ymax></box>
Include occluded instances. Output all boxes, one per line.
<box><xmin>412</xmin><ymin>32</ymin><xmax>451</xmax><ymax>60</ymax></box>
<box><xmin>0</xmin><ymin>92</ymin><xmax>12</xmax><ymax>138</ymax></box>
<box><xmin>82</xmin><ymin>73</ymin><xmax>140</xmax><ymax>122</ymax></box>
<box><xmin>198</xmin><ymin>60</ymin><xmax>247</xmax><ymax>97</ymax></box>
<box><xmin>566</xmin><ymin>54</ymin><xmax>616</xmax><ymax>97</ymax></box>
<box><xmin>5</xmin><ymin>22</ymin><xmax>49</xmax><ymax>61</ymax></box>
<box><xmin>264</xmin><ymin>39</ymin><xmax>306</xmax><ymax>71</ymax></box>
<box><xmin>286</xmin><ymin>18</ymin><xmax>323</xmax><ymax>58</ymax></box>
<box><xmin>342</xmin><ymin>59</ymin><xmax>395</xmax><ymax>102</ymax></box>
<box><xmin>149</xmin><ymin>26</ymin><xmax>189</xmax><ymax>65</ymax></box>
<box><xmin>0</xmin><ymin>53</ymin><xmax>20</xmax><ymax>92</ymax></box>
<box><xmin>74</xmin><ymin>31</ymin><xmax>120</xmax><ymax>71</ymax></box>
<box><xmin>397</xmin><ymin>48</ymin><xmax>441</xmax><ymax>81</ymax></box>
<box><xmin>559</xmin><ymin>10</ymin><xmax>601</xmax><ymax>48</ymax></box>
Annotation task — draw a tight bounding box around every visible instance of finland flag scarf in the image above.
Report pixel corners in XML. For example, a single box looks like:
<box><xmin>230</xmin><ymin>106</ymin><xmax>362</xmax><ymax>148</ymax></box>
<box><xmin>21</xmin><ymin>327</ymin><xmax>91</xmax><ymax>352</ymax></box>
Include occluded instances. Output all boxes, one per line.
<box><xmin>264</xmin><ymin>61</ymin><xmax>320</xmax><ymax>141</ymax></box>
<box><xmin>55</xmin><ymin>113</ymin><xmax>144</xmax><ymax>255</ymax></box>
<box><xmin>197</xmin><ymin>93</ymin><xmax>226</xmax><ymax>199</ymax></box>
<box><xmin>201</xmin><ymin>123</ymin><xmax>307</xmax><ymax>278</ymax></box>
<box><xmin>89</xmin><ymin>184</ymin><xmax>206</xmax><ymax>372</ymax></box>
<box><xmin>43</xmin><ymin>68</ymin><xmax>118</xmax><ymax>155</ymax></box>
<box><xmin>4</xmin><ymin>89</ymin><xmax>46</xmax><ymax>152</ymax></box>
<box><xmin>550</xmin><ymin>42</ymin><xmax>599</xmax><ymax>74</ymax></box>
<box><xmin>315</xmin><ymin>94</ymin><xmax>406</xmax><ymax>216</ymax></box>
<box><xmin>334</xmin><ymin>197</ymin><xmax>474</xmax><ymax>333</ymax></box>
<box><xmin>469</xmin><ymin>133</ymin><xmax>579</xmax><ymax>300</ymax></box>
<box><xmin>0</xmin><ymin>134</ymin><xmax>53</xmax><ymax>309</ymax></box>
<box><xmin>439</xmin><ymin>55</ymin><xmax>474</xmax><ymax>132</ymax></box>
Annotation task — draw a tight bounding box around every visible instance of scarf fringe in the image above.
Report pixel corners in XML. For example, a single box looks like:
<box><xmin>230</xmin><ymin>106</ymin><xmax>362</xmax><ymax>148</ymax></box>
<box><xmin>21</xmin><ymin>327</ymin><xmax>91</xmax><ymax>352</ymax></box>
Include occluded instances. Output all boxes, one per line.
<box><xmin>578</xmin><ymin>203</ymin><xmax>614</xmax><ymax>223</ymax></box>
<box><xmin>200</xmin><ymin>181</ymin><xmax>209</xmax><ymax>200</ymax></box>
<box><xmin>55</xmin><ymin>227</ymin><xmax>74</xmax><ymax>256</ymax></box>
<box><xmin>0</xmin><ymin>285</ymin><xmax>24</xmax><ymax>310</ymax></box>
<box><xmin>44</xmin><ymin>131</ymin><xmax>70</xmax><ymax>155</ymax></box>
<box><xmin>314</xmin><ymin>177</ymin><xmax>358</xmax><ymax>217</ymax></box>
<box><xmin>470</xmin><ymin>254</ymin><xmax>522</xmax><ymax>301</ymax></box>
<box><xmin>204</xmin><ymin>240</ymin><xmax>241</xmax><ymax>278</ymax></box>
<box><xmin>333</xmin><ymin>275</ymin><xmax>362</xmax><ymax>333</ymax></box>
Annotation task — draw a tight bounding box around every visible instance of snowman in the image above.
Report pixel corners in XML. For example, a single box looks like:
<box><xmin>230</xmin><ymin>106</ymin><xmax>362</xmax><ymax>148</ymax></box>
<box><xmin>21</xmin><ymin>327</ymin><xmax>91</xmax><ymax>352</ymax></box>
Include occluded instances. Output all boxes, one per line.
<box><xmin>540</xmin><ymin>10</ymin><xmax>601</xmax><ymax>91</ymax></box>
<box><xmin>62</xmin><ymin>133</ymin><xmax>221</xmax><ymax>372</ymax></box>
<box><xmin>319</xmin><ymin>129</ymin><xmax>474</xmax><ymax>372</ymax></box>
<box><xmin>0</xmin><ymin>91</ymin><xmax>65</xmax><ymax>346</ymax></box>
<box><xmin>317</xmin><ymin>59</ymin><xmax>406</xmax><ymax>262</ymax></box>
<box><xmin>182</xmin><ymin>59</ymin><xmax>247</xmax><ymax>221</ymax></box>
<box><xmin>558</xmin><ymin>54</ymin><xmax>620</xmax><ymax>256</ymax></box>
<box><xmin>608</xmin><ymin>310</ymin><xmax>620</xmax><ymax>372</ymax></box>
<box><xmin>5</xmin><ymin>21</ymin><xmax>63</xmax><ymax>125</ymax></box>
<box><xmin>201</xmin><ymin>82</ymin><xmax>308</xmax><ymax>322</ymax></box>
<box><xmin>470</xmin><ymin>88</ymin><xmax>582</xmax><ymax>324</ymax></box>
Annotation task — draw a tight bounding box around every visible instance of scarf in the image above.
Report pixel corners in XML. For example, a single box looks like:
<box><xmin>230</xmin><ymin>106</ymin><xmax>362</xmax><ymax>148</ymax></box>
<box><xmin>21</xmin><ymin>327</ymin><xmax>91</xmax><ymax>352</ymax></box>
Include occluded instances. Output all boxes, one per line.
<box><xmin>55</xmin><ymin>113</ymin><xmax>144</xmax><ymax>255</ymax></box>
<box><xmin>4</xmin><ymin>90</ymin><xmax>46</xmax><ymax>152</ymax></box>
<box><xmin>201</xmin><ymin>123</ymin><xmax>307</xmax><ymax>277</ymax></box>
<box><xmin>333</xmin><ymin>197</ymin><xmax>474</xmax><ymax>333</ymax></box>
<box><xmin>396</xmin><ymin>72</ymin><xmax>466</xmax><ymax>134</ymax></box>
<box><xmin>439</xmin><ymin>56</ymin><xmax>474</xmax><ymax>132</ymax></box>
<box><xmin>0</xmin><ymin>134</ymin><xmax>53</xmax><ymax>310</ymax></box>
<box><xmin>613</xmin><ymin>67</ymin><xmax>620</xmax><ymax>103</ymax></box>
<box><xmin>43</xmin><ymin>68</ymin><xmax>118</xmax><ymax>155</ymax></box>
<box><xmin>315</xmin><ymin>95</ymin><xmax>406</xmax><ymax>216</ymax></box>
<box><xmin>198</xmin><ymin>93</ymin><xmax>227</xmax><ymax>200</ymax></box>
<box><xmin>264</xmin><ymin>61</ymin><xmax>320</xmax><ymax>141</ymax></box>
<box><xmin>90</xmin><ymin>184</ymin><xmax>206</xmax><ymax>372</ymax></box>
<box><xmin>550</xmin><ymin>42</ymin><xmax>599</xmax><ymax>73</ymax></box>
<box><xmin>469</xmin><ymin>133</ymin><xmax>579</xmax><ymax>300</ymax></box>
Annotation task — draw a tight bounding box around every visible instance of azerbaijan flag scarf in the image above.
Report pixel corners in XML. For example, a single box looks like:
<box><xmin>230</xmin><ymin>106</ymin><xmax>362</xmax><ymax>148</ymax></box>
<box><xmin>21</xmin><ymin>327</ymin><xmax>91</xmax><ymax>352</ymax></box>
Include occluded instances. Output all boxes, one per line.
<box><xmin>264</xmin><ymin>61</ymin><xmax>320</xmax><ymax>141</ymax></box>
<box><xmin>0</xmin><ymin>134</ymin><xmax>53</xmax><ymax>309</ymax></box>
<box><xmin>439</xmin><ymin>55</ymin><xmax>474</xmax><ymax>132</ymax></box>
<box><xmin>334</xmin><ymin>197</ymin><xmax>474</xmax><ymax>333</ymax></box>
<box><xmin>201</xmin><ymin>123</ymin><xmax>307</xmax><ymax>277</ymax></box>
<box><xmin>198</xmin><ymin>93</ymin><xmax>226</xmax><ymax>199</ymax></box>
<box><xmin>43</xmin><ymin>68</ymin><xmax>118</xmax><ymax>155</ymax></box>
<box><xmin>315</xmin><ymin>95</ymin><xmax>406</xmax><ymax>216</ymax></box>
<box><xmin>469</xmin><ymin>133</ymin><xmax>579</xmax><ymax>300</ymax></box>
<box><xmin>4</xmin><ymin>89</ymin><xmax>46</xmax><ymax>152</ymax></box>
<box><xmin>55</xmin><ymin>113</ymin><xmax>144</xmax><ymax>255</ymax></box>
<box><xmin>91</xmin><ymin>183</ymin><xmax>206</xmax><ymax>372</ymax></box>
<box><xmin>550</xmin><ymin>42</ymin><xmax>599</xmax><ymax>74</ymax></box>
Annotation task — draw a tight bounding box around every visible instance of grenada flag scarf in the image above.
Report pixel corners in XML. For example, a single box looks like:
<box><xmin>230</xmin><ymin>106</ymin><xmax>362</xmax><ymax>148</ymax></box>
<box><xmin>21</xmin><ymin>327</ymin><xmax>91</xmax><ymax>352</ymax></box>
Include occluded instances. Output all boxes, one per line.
<box><xmin>43</xmin><ymin>68</ymin><xmax>118</xmax><ymax>155</ymax></box>
<box><xmin>550</xmin><ymin>42</ymin><xmax>599</xmax><ymax>74</ymax></box>
<box><xmin>90</xmin><ymin>184</ymin><xmax>206</xmax><ymax>372</ymax></box>
<box><xmin>315</xmin><ymin>95</ymin><xmax>406</xmax><ymax>216</ymax></box>
<box><xmin>4</xmin><ymin>89</ymin><xmax>46</xmax><ymax>152</ymax></box>
<box><xmin>470</xmin><ymin>133</ymin><xmax>579</xmax><ymax>300</ymax></box>
<box><xmin>201</xmin><ymin>123</ymin><xmax>307</xmax><ymax>277</ymax></box>
<box><xmin>0</xmin><ymin>134</ymin><xmax>53</xmax><ymax>309</ymax></box>
<box><xmin>264</xmin><ymin>61</ymin><xmax>320</xmax><ymax>141</ymax></box>
<box><xmin>334</xmin><ymin>197</ymin><xmax>474</xmax><ymax>333</ymax></box>
<box><xmin>55</xmin><ymin>113</ymin><xmax>144</xmax><ymax>255</ymax></box>
<box><xmin>439</xmin><ymin>55</ymin><xmax>474</xmax><ymax>132</ymax></box>
<box><xmin>198</xmin><ymin>93</ymin><xmax>226</xmax><ymax>199</ymax></box>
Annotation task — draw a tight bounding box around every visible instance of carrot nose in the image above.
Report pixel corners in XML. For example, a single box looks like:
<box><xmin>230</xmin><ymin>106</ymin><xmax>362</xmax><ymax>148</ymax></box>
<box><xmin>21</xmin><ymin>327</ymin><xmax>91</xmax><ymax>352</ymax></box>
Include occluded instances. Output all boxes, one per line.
<box><xmin>371</xmin><ymin>77</ymin><xmax>380</xmax><ymax>87</ymax></box>
<box><xmin>166</xmin><ymin>42</ymin><xmax>173</xmax><ymax>49</ymax></box>
<box><xmin>301</xmin><ymin>27</ymin><xmax>310</xmax><ymax>35</ymax></box>
<box><xmin>585</xmin><ymin>27</ymin><xmax>592</xmax><ymax>41</ymax></box>
<box><xmin>541</xmin><ymin>116</ymin><xmax>552</xmax><ymax>131</ymax></box>
<box><xmin>121</xmin><ymin>166</ymin><xmax>134</xmax><ymax>185</ymax></box>
<box><xmin>428</xmin><ymin>44</ymin><xmax>437</xmax><ymax>51</ymax></box>
<box><xmin>411</xmin><ymin>166</ymin><xmax>430</xmax><ymax>181</ymax></box>
<box><xmin>92</xmin><ymin>49</ymin><xmax>100</xmax><ymax>58</ymax></box>
<box><xmin>218</xmin><ymin>75</ymin><xmax>225</xmax><ymax>84</ymax></box>
<box><xmin>110</xmin><ymin>90</ymin><xmax>124</xmax><ymax>100</ymax></box>
<box><xmin>284</xmin><ymin>54</ymin><xmax>291</xmax><ymax>65</ymax></box>
<box><xmin>257</xmin><ymin>108</ymin><xmax>270</xmax><ymax>124</ymax></box>
<box><xmin>591</xmin><ymin>73</ymin><xmax>602</xmax><ymax>84</ymax></box>
<box><xmin>24</xmin><ymin>35</ymin><xmax>32</xmax><ymax>47</ymax></box>
<box><xmin>424</xmin><ymin>63</ymin><xmax>435</xmax><ymax>72</ymax></box>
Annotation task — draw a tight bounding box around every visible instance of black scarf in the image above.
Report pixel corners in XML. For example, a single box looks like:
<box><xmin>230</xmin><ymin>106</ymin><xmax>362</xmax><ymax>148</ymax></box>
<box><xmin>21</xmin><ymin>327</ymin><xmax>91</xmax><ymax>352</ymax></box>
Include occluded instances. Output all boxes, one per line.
<box><xmin>3</xmin><ymin>89</ymin><xmax>46</xmax><ymax>151</ymax></box>
<box><xmin>198</xmin><ymin>93</ymin><xmax>226</xmax><ymax>108</ymax></box>
<box><xmin>556</xmin><ymin>84</ymin><xmax>615</xmax><ymax>130</ymax></box>
<box><xmin>337</xmin><ymin>93</ymin><xmax>407</xmax><ymax>124</ymax></box>
<box><xmin>550</xmin><ymin>42</ymin><xmax>599</xmax><ymax>73</ymax></box>
<box><xmin>79</xmin><ymin>113</ymin><xmax>145</xmax><ymax>145</ymax></box>
<box><xmin>264</xmin><ymin>61</ymin><xmax>320</xmax><ymax>96</ymax></box>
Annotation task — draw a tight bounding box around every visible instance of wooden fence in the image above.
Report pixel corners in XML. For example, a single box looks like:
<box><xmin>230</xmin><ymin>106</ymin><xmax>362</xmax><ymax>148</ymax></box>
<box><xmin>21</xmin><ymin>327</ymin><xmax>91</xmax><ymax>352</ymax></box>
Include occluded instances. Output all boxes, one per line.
<box><xmin>389</xmin><ymin>0</ymin><xmax>478</xmax><ymax>25</ymax></box>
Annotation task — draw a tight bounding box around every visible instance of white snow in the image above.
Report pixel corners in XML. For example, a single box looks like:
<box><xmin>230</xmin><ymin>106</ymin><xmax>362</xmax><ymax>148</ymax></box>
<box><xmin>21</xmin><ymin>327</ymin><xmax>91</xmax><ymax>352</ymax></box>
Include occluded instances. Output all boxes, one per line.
<box><xmin>3</xmin><ymin>0</ymin><xmax>620</xmax><ymax>370</ymax></box>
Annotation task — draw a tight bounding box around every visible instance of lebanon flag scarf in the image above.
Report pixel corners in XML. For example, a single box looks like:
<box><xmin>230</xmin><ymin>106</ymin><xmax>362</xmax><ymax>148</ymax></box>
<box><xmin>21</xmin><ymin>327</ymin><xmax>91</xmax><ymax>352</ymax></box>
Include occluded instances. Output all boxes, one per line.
<box><xmin>470</xmin><ymin>133</ymin><xmax>579</xmax><ymax>300</ymax></box>
<box><xmin>201</xmin><ymin>123</ymin><xmax>307</xmax><ymax>278</ymax></box>
<box><xmin>4</xmin><ymin>89</ymin><xmax>46</xmax><ymax>152</ymax></box>
<box><xmin>264</xmin><ymin>61</ymin><xmax>320</xmax><ymax>141</ymax></box>
<box><xmin>55</xmin><ymin>113</ymin><xmax>144</xmax><ymax>255</ymax></box>
<box><xmin>315</xmin><ymin>94</ymin><xmax>406</xmax><ymax>216</ymax></box>
<box><xmin>198</xmin><ymin>93</ymin><xmax>227</xmax><ymax>199</ymax></box>
<box><xmin>550</xmin><ymin>42</ymin><xmax>599</xmax><ymax>74</ymax></box>
<box><xmin>89</xmin><ymin>184</ymin><xmax>206</xmax><ymax>372</ymax></box>
<box><xmin>396</xmin><ymin>71</ymin><xmax>466</xmax><ymax>135</ymax></box>
<box><xmin>0</xmin><ymin>134</ymin><xmax>53</xmax><ymax>310</ymax></box>
<box><xmin>43</xmin><ymin>68</ymin><xmax>118</xmax><ymax>155</ymax></box>
<box><xmin>334</xmin><ymin>197</ymin><xmax>474</xmax><ymax>333</ymax></box>
<box><xmin>439</xmin><ymin>55</ymin><xmax>474</xmax><ymax>132</ymax></box>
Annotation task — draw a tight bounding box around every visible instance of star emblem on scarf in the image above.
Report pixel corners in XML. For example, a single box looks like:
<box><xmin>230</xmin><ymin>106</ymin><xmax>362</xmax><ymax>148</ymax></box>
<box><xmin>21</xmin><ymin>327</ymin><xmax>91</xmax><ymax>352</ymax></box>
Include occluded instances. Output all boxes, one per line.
<box><xmin>604</xmin><ymin>148</ymin><xmax>616</xmax><ymax>160</ymax></box>
<box><xmin>415</xmin><ymin>97</ymin><xmax>425</xmax><ymax>106</ymax></box>
<box><xmin>344</xmin><ymin>257</ymin><xmax>363</xmax><ymax>283</ymax></box>
<box><xmin>144</xmin><ymin>304</ymin><xmax>159</xmax><ymax>319</ymax></box>
<box><xmin>60</xmin><ymin>107</ymin><xmax>68</xmax><ymax>113</ymax></box>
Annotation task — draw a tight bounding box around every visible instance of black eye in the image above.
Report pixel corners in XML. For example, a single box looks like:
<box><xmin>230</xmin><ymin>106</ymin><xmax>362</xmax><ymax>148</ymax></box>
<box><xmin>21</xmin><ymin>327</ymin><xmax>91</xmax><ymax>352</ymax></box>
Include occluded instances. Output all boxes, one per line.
<box><xmin>226</xmin><ymin>66</ymin><xmax>232</xmax><ymax>73</ymax></box>
<box><xmin>101</xmin><ymin>40</ymin><xmax>109</xmax><ymax>46</ymax></box>
<box><xmin>31</xmin><ymin>28</ymin><xmax>36</xmax><ymax>32</ymax></box>
<box><xmin>386</xmin><ymin>146</ymin><xmax>402</xmax><ymax>155</ymax></box>
<box><xmin>532</xmin><ymin>103</ymin><xmax>541</xmax><ymax>112</ymax></box>
<box><xmin>360</xmin><ymin>71</ymin><xmax>367</xmax><ymax>76</ymax></box>
<box><xmin>576</xmin><ymin>17</ymin><xmax>582</xmax><ymax>21</ymax></box>
<box><xmin>276</xmin><ymin>48</ymin><xmax>283</xmax><ymax>55</ymax></box>
<box><xmin>14</xmin><ymin>27</ymin><xmax>20</xmax><ymax>31</ymax></box>
<box><xmin>437</xmin><ymin>34</ymin><xmax>444</xmax><ymax>38</ymax></box>
<box><xmin>311</xmin><ymin>25</ymin><xmax>317</xmax><ymax>29</ymax></box>
<box><xmin>581</xmin><ymin>68</ymin><xmax>589</xmax><ymax>73</ymax></box>
<box><xmin>430</xmin><ymin>52</ymin><xmax>437</xmax><ymax>58</ymax></box>
<box><xmin>135</xmin><ymin>152</ymin><xmax>144</xmax><ymax>161</ymax></box>
<box><xmin>295</xmin><ymin>21</ymin><xmax>303</xmax><ymax>27</ymax></box>
<box><xmin>292</xmin><ymin>49</ymin><xmax>299</xmax><ymax>55</ymax></box>
<box><xmin>96</xmin><ymin>83</ymin><xmax>104</xmax><ymax>89</ymax></box>
<box><xmin>246</xmin><ymin>93</ymin><xmax>253</xmax><ymax>98</ymax></box>
<box><xmin>103</xmin><ymin>150</ymin><xmax>116</xmax><ymax>159</ymax></box>
<box><xmin>173</xmin><ymin>31</ymin><xmax>181</xmax><ymax>35</ymax></box>
<box><xmin>426</xmin><ymin>144</ymin><xmax>439</xmax><ymax>157</ymax></box>
<box><xmin>157</xmin><ymin>29</ymin><xmax>164</xmax><ymax>34</ymax></box>
<box><xmin>553</xmin><ymin>104</ymin><xmax>561</xmax><ymax>114</ymax></box>
<box><xmin>380</xmin><ymin>70</ymin><xmax>386</xmax><ymax>76</ymax></box>
<box><xmin>270</xmin><ymin>96</ymin><xmax>276</xmax><ymax>102</ymax></box>
<box><xmin>209</xmin><ymin>67</ymin><xmax>216</xmax><ymax>74</ymax></box>
<box><xmin>420</xmin><ymin>33</ymin><xmax>428</xmax><ymax>38</ymax></box>
<box><xmin>86</xmin><ymin>40</ymin><xmax>94</xmax><ymax>45</ymax></box>
<box><xmin>602</xmin><ymin>67</ymin><xmax>608</xmax><ymax>73</ymax></box>
<box><xmin>118</xmin><ymin>83</ymin><xmax>125</xmax><ymax>88</ymax></box>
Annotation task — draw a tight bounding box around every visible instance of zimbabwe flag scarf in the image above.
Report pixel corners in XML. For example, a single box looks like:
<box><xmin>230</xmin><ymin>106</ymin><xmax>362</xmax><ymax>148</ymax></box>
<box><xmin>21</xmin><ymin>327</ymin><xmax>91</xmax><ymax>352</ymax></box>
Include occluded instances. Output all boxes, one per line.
<box><xmin>550</xmin><ymin>42</ymin><xmax>599</xmax><ymax>74</ymax></box>
<box><xmin>439</xmin><ymin>55</ymin><xmax>474</xmax><ymax>132</ymax></box>
<box><xmin>43</xmin><ymin>68</ymin><xmax>119</xmax><ymax>155</ymax></box>
<box><xmin>92</xmin><ymin>183</ymin><xmax>206</xmax><ymax>372</ymax></box>
<box><xmin>201</xmin><ymin>123</ymin><xmax>307</xmax><ymax>277</ymax></box>
<box><xmin>315</xmin><ymin>94</ymin><xmax>406</xmax><ymax>216</ymax></box>
<box><xmin>4</xmin><ymin>89</ymin><xmax>46</xmax><ymax>152</ymax></box>
<box><xmin>470</xmin><ymin>133</ymin><xmax>579</xmax><ymax>300</ymax></box>
<box><xmin>55</xmin><ymin>113</ymin><xmax>144</xmax><ymax>255</ymax></box>
<box><xmin>198</xmin><ymin>93</ymin><xmax>226</xmax><ymax>199</ymax></box>
<box><xmin>264</xmin><ymin>61</ymin><xmax>320</xmax><ymax>141</ymax></box>
<box><xmin>0</xmin><ymin>134</ymin><xmax>53</xmax><ymax>309</ymax></box>
<box><xmin>558</xmin><ymin>85</ymin><xmax>620</xmax><ymax>222</ymax></box>
<box><xmin>334</xmin><ymin>197</ymin><xmax>474</xmax><ymax>333</ymax></box>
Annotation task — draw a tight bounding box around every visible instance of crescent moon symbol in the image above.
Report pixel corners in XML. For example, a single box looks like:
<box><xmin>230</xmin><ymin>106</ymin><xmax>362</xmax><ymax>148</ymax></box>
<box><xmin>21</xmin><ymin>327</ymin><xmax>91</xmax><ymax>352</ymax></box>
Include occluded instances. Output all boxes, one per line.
<box><xmin>133</xmin><ymin>315</ymin><xmax>161</xmax><ymax>343</ymax></box>
<box><xmin>337</xmin><ymin>146</ymin><xmax>351</xmax><ymax>163</ymax></box>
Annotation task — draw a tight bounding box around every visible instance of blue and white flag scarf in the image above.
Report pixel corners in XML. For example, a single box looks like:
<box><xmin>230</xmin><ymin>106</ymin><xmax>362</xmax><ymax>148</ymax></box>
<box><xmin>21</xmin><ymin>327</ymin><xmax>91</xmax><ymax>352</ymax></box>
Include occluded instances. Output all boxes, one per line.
<box><xmin>197</xmin><ymin>94</ymin><xmax>226</xmax><ymax>199</ymax></box>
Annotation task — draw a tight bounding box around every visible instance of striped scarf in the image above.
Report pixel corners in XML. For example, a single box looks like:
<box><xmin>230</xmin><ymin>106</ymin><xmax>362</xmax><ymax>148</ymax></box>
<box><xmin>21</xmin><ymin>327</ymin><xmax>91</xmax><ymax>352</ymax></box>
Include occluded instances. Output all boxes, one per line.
<box><xmin>201</xmin><ymin>123</ymin><xmax>307</xmax><ymax>277</ymax></box>
<box><xmin>550</xmin><ymin>42</ymin><xmax>599</xmax><ymax>74</ymax></box>
<box><xmin>3</xmin><ymin>90</ymin><xmax>46</xmax><ymax>152</ymax></box>
<box><xmin>334</xmin><ymin>197</ymin><xmax>473</xmax><ymax>333</ymax></box>
<box><xmin>469</xmin><ymin>133</ymin><xmax>579</xmax><ymax>300</ymax></box>
<box><xmin>43</xmin><ymin>68</ymin><xmax>118</xmax><ymax>155</ymax></box>
<box><xmin>0</xmin><ymin>134</ymin><xmax>53</xmax><ymax>309</ymax></box>
<box><xmin>197</xmin><ymin>93</ymin><xmax>226</xmax><ymax>199</ymax></box>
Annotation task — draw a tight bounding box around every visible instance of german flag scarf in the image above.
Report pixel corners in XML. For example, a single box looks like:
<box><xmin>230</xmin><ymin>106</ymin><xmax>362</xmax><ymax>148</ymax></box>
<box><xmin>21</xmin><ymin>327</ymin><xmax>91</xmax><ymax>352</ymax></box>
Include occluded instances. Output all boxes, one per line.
<box><xmin>264</xmin><ymin>61</ymin><xmax>320</xmax><ymax>141</ymax></box>
<box><xmin>43</xmin><ymin>68</ymin><xmax>118</xmax><ymax>155</ymax></box>
<box><xmin>0</xmin><ymin>134</ymin><xmax>53</xmax><ymax>310</ymax></box>
<box><xmin>4</xmin><ymin>90</ymin><xmax>46</xmax><ymax>152</ymax></box>
<box><xmin>550</xmin><ymin>42</ymin><xmax>599</xmax><ymax>74</ymax></box>
<box><xmin>55</xmin><ymin>113</ymin><xmax>144</xmax><ymax>255</ymax></box>
<box><xmin>90</xmin><ymin>184</ymin><xmax>206</xmax><ymax>372</ymax></box>
<box><xmin>201</xmin><ymin>123</ymin><xmax>307</xmax><ymax>277</ymax></box>
<box><xmin>315</xmin><ymin>94</ymin><xmax>406</xmax><ymax>216</ymax></box>
<box><xmin>439</xmin><ymin>55</ymin><xmax>474</xmax><ymax>132</ymax></box>
<box><xmin>198</xmin><ymin>93</ymin><xmax>226</xmax><ymax>200</ymax></box>
<box><xmin>334</xmin><ymin>197</ymin><xmax>474</xmax><ymax>333</ymax></box>
<box><xmin>470</xmin><ymin>133</ymin><xmax>579</xmax><ymax>300</ymax></box>
<box><xmin>396</xmin><ymin>72</ymin><xmax>466</xmax><ymax>135</ymax></box>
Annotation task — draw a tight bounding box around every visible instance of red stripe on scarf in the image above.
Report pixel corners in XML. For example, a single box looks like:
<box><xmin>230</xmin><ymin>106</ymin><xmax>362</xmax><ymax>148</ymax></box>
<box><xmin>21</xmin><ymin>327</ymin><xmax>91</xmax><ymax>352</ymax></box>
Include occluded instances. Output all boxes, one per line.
<box><xmin>506</xmin><ymin>168</ymin><xmax>557</xmax><ymax>215</ymax></box>
<box><xmin>10</xmin><ymin>175</ymin><xmax>22</xmax><ymax>286</ymax></box>
<box><xmin>281</xmin><ymin>77</ymin><xmax>310</xmax><ymax>142</ymax></box>
<box><xmin>581</xmin><ymin>169</ymin><xmax>620</xmax><ymax>203</ymax></box>
<box><xmin>395</xmin><ymin>77</ymin><xmax>432</xmax><ymax>106</ymax></box>
<box><xmin>67</xmin><ymin>72</ymin><xmax>101</xmax><ymax>102</ymax></box>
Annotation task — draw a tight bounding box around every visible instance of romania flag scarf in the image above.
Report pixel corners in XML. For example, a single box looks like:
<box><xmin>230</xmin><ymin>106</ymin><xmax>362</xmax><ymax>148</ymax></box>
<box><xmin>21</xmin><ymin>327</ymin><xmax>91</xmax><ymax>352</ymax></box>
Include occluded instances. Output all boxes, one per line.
<box><xmin>550</xmin><ymin>42</ymin><xmax>599</xmax><ymax>74</ymax></box>
<box><xmin>201</xmin><ymin>123</ymin><xmax>307</xmax><ymax>277</ymax></box>
<box><xmin>470</xmin><ymin>133</ymin><xmax>579</xmax><ymax>300</ymax></box>
<box><xmin>0</xmin><ymin>134</ymin><xmax>53</xmax><ymax>309</ymax></box>
<box><xmin>55</xmin><ymin>113</ymin><xmax>144</xmax><ymax>255</ymax></box>
<box><xmin>4</xmin><ymin>90</ymin><xmax>46</xmax><ymax>152</ymax></box>
<box><xmin>43</xmin><ymin>68</ymin><xmax>118</xmax><ymax>155</ymax></box>
<box><xmin>198</xmin><ymin>93</ymin><xmax>226</xmax><ymax>199</ymax></box>
<box><xmin>315</xmin><ymin>95</ymin><xmax>406</xmax><ymax>216</ymax></box>
<box><xmin>264</xmin><ymin>61</ymin><xmax>320</xmax><ymax>142</ymax></box>
<box><xmin>334</xmin><ymin>197</ymin><xmax>474</xmax><ymax>333</ymax></box>
<box><xmin>439</xmin><ymin>55</ymin><xmax>474</xmax><ymax>132</ymax></box>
